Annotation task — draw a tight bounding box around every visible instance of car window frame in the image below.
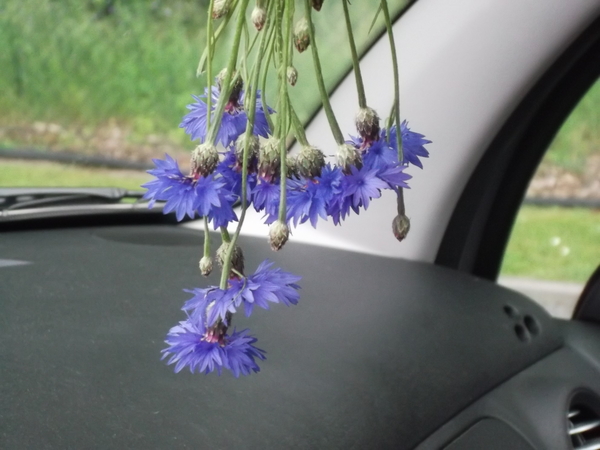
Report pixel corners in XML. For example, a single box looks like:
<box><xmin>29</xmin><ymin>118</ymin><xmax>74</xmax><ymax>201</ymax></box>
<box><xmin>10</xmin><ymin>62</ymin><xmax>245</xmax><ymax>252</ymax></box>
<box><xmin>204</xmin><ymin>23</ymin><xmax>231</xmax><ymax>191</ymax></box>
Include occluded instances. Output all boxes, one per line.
<box><xmin>435</xmin><ymin>15</ymin><xmax>600</xmax><ymax>282</ymax></box>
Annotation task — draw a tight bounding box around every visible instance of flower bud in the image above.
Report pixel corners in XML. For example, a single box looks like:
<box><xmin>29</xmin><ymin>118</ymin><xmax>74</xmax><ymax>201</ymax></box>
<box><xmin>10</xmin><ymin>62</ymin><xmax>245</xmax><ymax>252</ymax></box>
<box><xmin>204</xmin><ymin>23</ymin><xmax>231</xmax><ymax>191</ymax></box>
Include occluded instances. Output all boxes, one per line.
<box><xmin>311</xmin><ymin>0</ymin><xmax>324</xmax><ymax>11</ymax></box>
<box><xmin>294</xmin><ymin>18</ymin><xmax>310</xmax><ymax>53</ymax></box>
<box><xmin>392</xmin><ymin>214</ymin><xmax>410</xmax><ymax>242</ymax></box>
<box><xmin>258</xmin><ymin>138</ymin><xmax>281</xmax><ymax>182</ymax></box>
<box><xmin>286</xmin><ymin>155</ymin><xmax>300</xmax><ymax>179</ymax></box>
<box><xmin>251</xmin><ymin>5</ymin><xmax>267</xmax><ymax>31</ymax></box>
<box><xmin>192</xmin><ymin>143</ymin><xmax>219</xmax><ymax>177</ymax></box>
<box><xmin>216</xmin><ymin>242</ymin><xmax>245</xmax><ymax>277</ymax></box>
<box><xmin>296</xmin><ymin>145</ymin><xmax>325</xmax><ymax>178</ymax></box>
<box><xmin>199</xmin><ymin>256</ymin><xmax>213</xmax><ymax>276</ymax></box>
<box><xmin>287</xmin><ymin>66</ymin><xmax>298</xmax><ymax>86</ymax></box>
<box><xmin>355</xmin><ymin>107</ymin><xmax>380</xmax><ymax>146</ymax></box>
<box><xmin>216</xmin><ymin>68</ymin><xmax>243</xmax><ymax>100</ymax></box>
<box><xmin>234</xmin><ymin>135</ymin><xmax>260</xmax><ymax>172</ymax></box>
<box><xmin>269</xmin><ymin>221</ymin><xmax>289</xmax><ymax>251</ymax></box>
<box><xmin>212</xmin><ymin>0</ymin><xmax>231</xmax><ymax>19</ymax></box>
<box><xmin>216</xmin><ymin>68</ymin><xmax>228</xmax><ymax>91</ymax></box>
<box><xmin>336</xmin><ymin>143</ymin><xmax>362</xmax><ymax>173</ymax></box>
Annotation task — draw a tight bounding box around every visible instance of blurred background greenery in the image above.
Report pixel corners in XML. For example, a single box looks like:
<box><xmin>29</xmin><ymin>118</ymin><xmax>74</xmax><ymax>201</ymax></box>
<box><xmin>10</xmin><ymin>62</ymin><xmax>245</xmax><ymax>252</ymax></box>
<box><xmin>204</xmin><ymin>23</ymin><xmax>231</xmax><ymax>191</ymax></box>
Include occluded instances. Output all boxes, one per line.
<box><xmin>0</xmin><ymin>0</ymin><xmax>597</xmax><ymax>283</ymax></box>
<box><xmin>0</xmin><ymin>0</ymin><xmax>401</xmax><ymax>150</ymax></box>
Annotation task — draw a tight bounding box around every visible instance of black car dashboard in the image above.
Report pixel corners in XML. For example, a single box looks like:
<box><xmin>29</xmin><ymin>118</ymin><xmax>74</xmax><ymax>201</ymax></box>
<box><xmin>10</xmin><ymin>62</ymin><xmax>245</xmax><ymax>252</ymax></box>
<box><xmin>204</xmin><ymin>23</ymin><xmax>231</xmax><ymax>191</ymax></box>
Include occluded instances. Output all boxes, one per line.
<box><xmin>1</xmin><ymin>222</ymin><xmax>599</xmax><ymax>449</ymax></box>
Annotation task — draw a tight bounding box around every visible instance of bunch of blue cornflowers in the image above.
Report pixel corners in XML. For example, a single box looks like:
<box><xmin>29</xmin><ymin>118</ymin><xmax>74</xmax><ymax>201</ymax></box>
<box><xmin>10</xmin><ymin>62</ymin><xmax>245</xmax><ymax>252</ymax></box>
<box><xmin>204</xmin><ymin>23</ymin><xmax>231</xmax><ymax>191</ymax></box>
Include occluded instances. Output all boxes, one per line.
<box><xmin>143</xmin><ymin>0</ymin><xmax>431</xmax><ymax>377</ymax></box>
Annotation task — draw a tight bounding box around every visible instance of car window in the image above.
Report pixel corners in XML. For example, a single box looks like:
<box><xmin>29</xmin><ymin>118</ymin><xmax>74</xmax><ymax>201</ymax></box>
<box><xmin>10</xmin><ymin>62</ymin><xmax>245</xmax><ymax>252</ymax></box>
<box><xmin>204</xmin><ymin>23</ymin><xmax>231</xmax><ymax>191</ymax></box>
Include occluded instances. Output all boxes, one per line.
<box><xmin>0</xmin><ymin>0</ymin><xmax>409</xmax><ymax>190</ymax></box>
<box><xmin>500</xmin><ymin>77</ymin><xmax>600</xmax><ymax>318</ymax></box>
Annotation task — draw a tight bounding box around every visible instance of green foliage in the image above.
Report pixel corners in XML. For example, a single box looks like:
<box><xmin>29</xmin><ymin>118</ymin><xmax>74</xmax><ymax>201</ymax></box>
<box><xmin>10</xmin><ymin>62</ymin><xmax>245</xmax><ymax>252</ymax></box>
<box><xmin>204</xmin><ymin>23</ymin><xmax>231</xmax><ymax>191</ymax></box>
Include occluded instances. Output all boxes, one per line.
<box><xmin>0</xmin><ymin>160</ymin><xmax>150</xmax><ymax>190</ymax></box>
<box><xmin>502</xmin><ymin>205</ymin><xmax>600</xmax><ymax>283</ymax></box>
<box><xmin>544</xmin><ymin>79</ymin><xmax>600</xmax><ymax>173</ymax></box>
<box><xmin>0</xmin><ymin>0</ymin><xmax>405</xmax><ymax>140</ymax></box>
<box><xmin>0</xmin><ymin>0</ymin><xmax>215</xmax><ymax>136</ymax></box>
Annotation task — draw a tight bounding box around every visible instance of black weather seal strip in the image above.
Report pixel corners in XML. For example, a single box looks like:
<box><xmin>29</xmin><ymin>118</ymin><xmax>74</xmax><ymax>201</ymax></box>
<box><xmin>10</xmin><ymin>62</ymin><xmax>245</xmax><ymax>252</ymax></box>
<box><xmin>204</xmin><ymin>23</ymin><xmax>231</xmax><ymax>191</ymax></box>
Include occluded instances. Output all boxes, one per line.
<box><xmin>435</xmin><ymin>15</ymin><xmax>600</xmax><ymax>281</ymax></box>
<box><xmin>573</xmin><ymin>264</ymin><xmax>600</xmax><ymax>322</ymax></box>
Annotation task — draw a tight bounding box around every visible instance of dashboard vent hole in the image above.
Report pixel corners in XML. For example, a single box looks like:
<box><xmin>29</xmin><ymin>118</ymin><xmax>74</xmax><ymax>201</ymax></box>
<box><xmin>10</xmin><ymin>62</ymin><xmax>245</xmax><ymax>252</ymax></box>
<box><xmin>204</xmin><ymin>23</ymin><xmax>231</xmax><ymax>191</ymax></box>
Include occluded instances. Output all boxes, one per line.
<box><xmin>503</xmin><ymin>304</ymin><xmax>519</xmax><ymax>318</ymax></box>
<box><xmin>514</xmin><ymin>323</ymin><xmax>530</xmax><ymax>343</ymax></box>
<box><xmin>568</xmin><ymin>404</ymin><xmax>600</xmax><ymax>449</ymax></box>
<box><xmin>524</xmin><ymin>315</ymin><xmax>540</xmax><ymax>335</ymax></box>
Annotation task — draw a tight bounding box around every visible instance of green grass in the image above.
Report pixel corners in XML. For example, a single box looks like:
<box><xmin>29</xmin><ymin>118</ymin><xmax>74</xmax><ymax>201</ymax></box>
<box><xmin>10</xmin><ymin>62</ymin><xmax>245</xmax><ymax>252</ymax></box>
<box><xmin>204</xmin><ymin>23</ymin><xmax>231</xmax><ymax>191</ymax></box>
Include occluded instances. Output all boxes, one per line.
<box><xmin>501</xmin><ymin>205</ymin><xmax>600</xmax><ymax>283</ymax></box>
<box><xmin>0</xmin><ymin>160</ymin><xmax>150</xmax><ymax>190</ymax></box>
<box><xmin>0</xmin><ymin>0</ymin><xmax>209</xmax><ymax>140</ymax></box>
<box><xmin>0</xmin><ymin>0</ymin><xmax>406</xmax><ymax>144</ymax></box>
<box><xmin>544</xmin><ymin>80</ymin><xmax>600</xmax><ymax>173</ymax></box>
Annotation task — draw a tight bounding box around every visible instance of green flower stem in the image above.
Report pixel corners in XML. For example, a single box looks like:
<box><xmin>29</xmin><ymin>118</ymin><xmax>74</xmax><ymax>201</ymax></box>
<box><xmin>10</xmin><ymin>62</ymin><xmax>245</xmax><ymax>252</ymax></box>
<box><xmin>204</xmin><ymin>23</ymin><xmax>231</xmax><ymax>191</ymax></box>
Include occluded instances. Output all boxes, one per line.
<box><xmin>206</xmin><ymin>0</ymin><xmax>250</xmax><ymax>146</ymax></box>
<box><xmin>396</xmin><ymin>187</ymin><xmax>406</xmax><ymax>215</ymax></box>
<box><xmin>380</xmin><ymin>0</ymin><xmax>402</xmax><ymax>162</ymax></box>
<box><xmin>196</xmin><ymin>7</ymin><xmax>234</xmax><ymax>77</ymax></box>
<box><xmin>220</xmin><ymin>226</ymin><xmax>231</xmax><ymax>243</ymax></box>
<box><xmin>304</xmin><ymin>0</ymin><xmax>344</xmax><ymax>145</ymax></box>
<box><xmin>260</xmin><ymin>26</ymin><xmax>276</xmax><ymax>131</ymax></box>
<box><xmin>276</xmin><ymin>0</ymin><xmax>293</xmax><ymax>224</ymax></box>
<box><xmin>203</xmin><ymin>217</ymin><xmax>211</xmax><ymax>258</ymax></box>
<box><xmin>380</xmin><ymin>0</ymin><xmax>407</xmax><ymax>221</ymax></box>
<box><xmin>219</xmin><ymin>4</ymin><xmax>269</xmax><ymax>289</ymax></box>
<box><xmin>287</xmin><ymin>92</ymin><xmax>308</xmax><ymax>146</ymax></box>
<box><xmin>342</xmin><ymin>0</ymin><xmax>366</xmax><ymax>109</ymax></box>
<box><xmin>273</xmin><ymin>0</ymin><xmax>284</xmax><ymax>138</ymax></box>
<box><xmin>206</xmin><ymin>0</ymin><xmax>215</xmax><ymax>132</ymax></box>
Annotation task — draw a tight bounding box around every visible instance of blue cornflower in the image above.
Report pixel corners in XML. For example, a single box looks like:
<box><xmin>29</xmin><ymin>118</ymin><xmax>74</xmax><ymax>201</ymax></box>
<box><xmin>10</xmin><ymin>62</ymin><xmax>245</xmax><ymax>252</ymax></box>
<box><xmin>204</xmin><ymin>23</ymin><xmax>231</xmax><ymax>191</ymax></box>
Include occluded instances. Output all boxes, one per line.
<box><xmin>280</xmin><ymin>165</ymin><xmax>342</xmax><ymax>228</ymax></box>
<box><xmin>286</xmin><ymin>181</ymin><xmax>328</xmax><ymax>228</ymax></box>
<box><xmin>324</xmin><ymin>162</ymin><xmax>407</xmax><ymax>225</ymax></box>
<box><xmin>204</xmin><ymin>260</ymin><xmax>301</xmax><ymax>325</ymax></box>
<box><xmin>215</xmin><ymin>150</ymin><xmax>257</xmax><ymax>204</ymax></box>
<box><xmin>376</xmin><ymin>164</ymin><xmax>411</xmax><ymax>190</ymax></box>
<box><xmin>326</xmin><ymin>190</ymin><xmax>354</xmax><ymax>226</ymax></box>
<box><xmin>251</xmin><ymin>179</ymin><xmax>281</xmax><ymax>221</ymax></box>
<box><xmin>180</xmin><ymin>86</ymin><xmax>272</xmax><ymax>148</ymax></box>
<box><xmin>343</xmin><ymin>165</ymin><xmax>389</xmax><ymax>211</ymax></box>
<box><xmin>142</xmin><ymin>154</ymin><xmax>238</xmax><ymax>226</ymax></box>
<box><xmin>161</xmin><ymin>320</ymin><xmax>265</xmax><ymax>377</ymax></box>
<box><xmin>142</xmin><ymin>155</ymin><xmax>199</xmax><ymax>221</ymax></box>
<box><xmin>386</xmin><ymin>121</ymin><xmax>431</xmax><ymax>169</ymax></box>
<box><xmin>313</xmin><ymin>164</ymin><xmax>343</xmax><ymax>201</ymax></box>
<box><xmin>361</xmin><ymin>136</ymin><xmax>397</xmax><ymax>171</ymax></box>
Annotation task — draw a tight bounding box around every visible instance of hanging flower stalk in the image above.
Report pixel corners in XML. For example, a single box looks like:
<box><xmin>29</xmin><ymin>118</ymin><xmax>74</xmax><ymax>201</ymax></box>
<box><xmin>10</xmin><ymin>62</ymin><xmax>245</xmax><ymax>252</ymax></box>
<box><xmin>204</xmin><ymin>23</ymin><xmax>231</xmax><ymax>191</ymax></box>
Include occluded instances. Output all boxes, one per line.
<box><xmin>143</xmin><ymin>0</ymin><xmax>431</xmax><ymax>377</ymax></box>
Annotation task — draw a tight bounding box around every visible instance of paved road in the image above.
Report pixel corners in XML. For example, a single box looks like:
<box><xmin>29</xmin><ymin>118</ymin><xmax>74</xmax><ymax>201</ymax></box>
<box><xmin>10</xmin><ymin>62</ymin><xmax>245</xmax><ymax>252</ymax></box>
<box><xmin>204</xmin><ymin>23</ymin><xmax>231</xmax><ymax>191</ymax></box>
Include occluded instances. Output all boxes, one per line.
<box><xmin>498</xmin><ymin>276</ymin><xmax>584</xmax><ymax>319</ymax></box>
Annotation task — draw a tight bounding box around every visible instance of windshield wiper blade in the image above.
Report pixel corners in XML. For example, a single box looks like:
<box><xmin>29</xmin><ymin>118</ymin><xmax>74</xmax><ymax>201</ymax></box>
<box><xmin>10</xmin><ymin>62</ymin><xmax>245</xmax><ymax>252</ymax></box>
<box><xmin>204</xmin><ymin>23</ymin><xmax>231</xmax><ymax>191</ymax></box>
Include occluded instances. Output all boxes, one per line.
<box><xmin>0</xmin><ymin>188</ymin><xmax>146</xmax><ymax>211</ymax></box>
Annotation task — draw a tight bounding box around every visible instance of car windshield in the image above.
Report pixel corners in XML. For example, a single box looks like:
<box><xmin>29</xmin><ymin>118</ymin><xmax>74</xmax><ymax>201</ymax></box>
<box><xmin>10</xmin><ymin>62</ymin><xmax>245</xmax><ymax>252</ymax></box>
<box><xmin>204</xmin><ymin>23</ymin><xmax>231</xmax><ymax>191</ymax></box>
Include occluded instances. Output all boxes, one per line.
<box><xmin>0</xmin><ymin>0</ymin><xmax>410</xmax><ymax>191</ymax></box>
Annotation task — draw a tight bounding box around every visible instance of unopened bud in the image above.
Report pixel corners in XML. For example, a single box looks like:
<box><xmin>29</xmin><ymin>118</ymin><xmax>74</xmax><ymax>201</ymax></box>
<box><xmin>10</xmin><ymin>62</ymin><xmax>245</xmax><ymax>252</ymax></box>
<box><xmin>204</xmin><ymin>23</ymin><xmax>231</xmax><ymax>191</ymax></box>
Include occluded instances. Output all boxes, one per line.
<box><xmin>297</xmin><ymin>145</ymin><xmax>325</xmax><ymax>178</ymax></box>
<box><xmin>311</xmin><ymin>0</ymin><xmax>324</xmax><ymax>11</ymax></box>
<box><xmin>286</xmin><ymin>155</ymin><xmax>300</xmax><ymax>178</ymax></box>
<box><xmin>392</xmin><ymin>214</ymin><xmax>410</xmax><ymax>242</ymax></box>
<box><xmin>216</xmin><ymin>242</ymin><xmax>245</xmax><ymax>277</ymax></box>
<box><xmin>212</xmin><ymin>0</ymin><xmax>231</xmax><ymax>19</ymax></box>
<box><xmin>216</xmin><ymin>68</ymin><xmax>243</xmax><ymax>98</ymax></box>
<box><xmin>234</xmin><ymin>135</ymin><xmax>260</xmax><ymax>172</ymax></box>
<box><xmin>355</xmin><ymin>107</ymin><xmax>380</xmax><ymax>146</ymax></box>
<box><xmin>199</xmin><ymin>256</ymin><xmax>213</xmax><ymax>276</ymax></box>
<box><xmin>269</xmin><ymin>221</ymin><xmax>289</xmax><ymax>251</ymax></box>
<box><xmin>192</xmin><ymin>143</ymin><xmax>219</xmax><ymax>177</ymax></box>
<box><xmin>216</xmin><ymin>68</ymin><xmax>228</xmax><ymax>91</ymax></box>
<box><xmin>251</xmin><ymin>6</ymin><xmax>267</xmax><ymax>31</ymax></box>
<box><xmin>336</xmin><ymin>143</ymin><xmax>362</xmax><ymax>173</ymax></box>
<box><xmin>294</xmin><ymin>18</ymin><xmax>310</xmax><ymax>53</ymax></box>
<box><xmin>258</xmin><ymin>138</ymin><xmax>281</xmax><ymax>182</ymax></box>
<box><xmin>287</xmin><ymin>66</ymin><xmax>298</xmax><ymax>86</ymax></box>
